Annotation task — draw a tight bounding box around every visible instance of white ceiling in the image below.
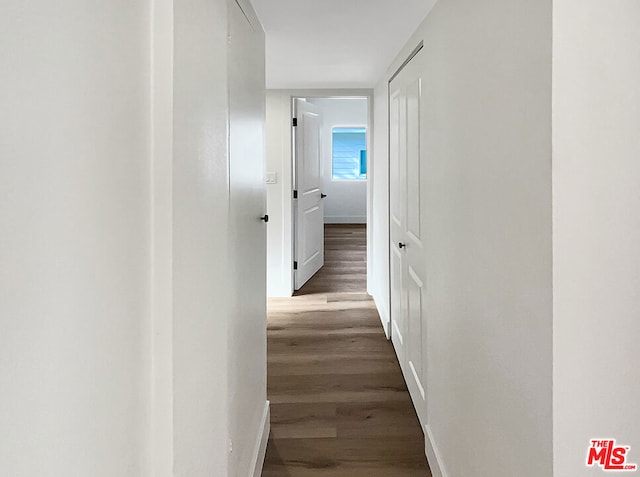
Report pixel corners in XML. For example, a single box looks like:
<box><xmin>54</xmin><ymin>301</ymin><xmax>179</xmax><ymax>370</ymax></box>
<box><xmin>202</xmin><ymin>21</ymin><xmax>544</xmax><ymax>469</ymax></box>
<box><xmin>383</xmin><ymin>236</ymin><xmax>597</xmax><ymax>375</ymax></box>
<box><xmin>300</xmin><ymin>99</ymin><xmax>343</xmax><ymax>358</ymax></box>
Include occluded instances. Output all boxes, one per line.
<box><xmin>250</xmin><ymin>0</ymin><xmax>437</xmax><ymax>89</ymax></box>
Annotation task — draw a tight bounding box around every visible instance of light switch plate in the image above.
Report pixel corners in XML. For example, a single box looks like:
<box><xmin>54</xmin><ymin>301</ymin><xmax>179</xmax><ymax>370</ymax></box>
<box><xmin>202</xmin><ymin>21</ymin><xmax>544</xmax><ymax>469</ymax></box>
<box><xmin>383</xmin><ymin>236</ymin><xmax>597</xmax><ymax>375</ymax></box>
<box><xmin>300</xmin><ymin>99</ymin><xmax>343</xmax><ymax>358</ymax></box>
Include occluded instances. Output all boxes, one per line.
<box><xmin>265</xmin><ymin>172</ymin><xmax>278</xmax><ymax>184</ymax></box>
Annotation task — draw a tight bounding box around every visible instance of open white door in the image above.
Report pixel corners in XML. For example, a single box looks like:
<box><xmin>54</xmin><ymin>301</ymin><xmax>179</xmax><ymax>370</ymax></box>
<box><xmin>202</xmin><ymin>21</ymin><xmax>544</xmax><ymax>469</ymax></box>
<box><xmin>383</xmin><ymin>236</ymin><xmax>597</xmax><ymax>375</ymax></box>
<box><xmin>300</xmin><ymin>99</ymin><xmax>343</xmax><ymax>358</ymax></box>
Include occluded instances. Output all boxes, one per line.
<box><xmin>293</xmin><ymin>99</ymin><xmax>324</xmax><ymax>290</ymax></box>
<box><xmin>389</xmin><ymin>48</ymin><xmax>428</xmax><ymax>428</ymax></box>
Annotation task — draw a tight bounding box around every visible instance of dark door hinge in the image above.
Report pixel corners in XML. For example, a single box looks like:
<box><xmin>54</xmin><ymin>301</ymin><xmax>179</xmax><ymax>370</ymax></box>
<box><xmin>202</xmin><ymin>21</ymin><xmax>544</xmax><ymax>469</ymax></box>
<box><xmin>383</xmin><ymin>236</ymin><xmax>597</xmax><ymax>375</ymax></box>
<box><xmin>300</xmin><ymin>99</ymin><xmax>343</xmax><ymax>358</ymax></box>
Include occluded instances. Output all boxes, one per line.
<box><xmin>293</xmin><ymin>190</ymin><xmax>298</xmax><ymax>199</ymax></box>
<box><xmin>293</xmin><ymin>261</ymin><xmax>298</xmax><ymax>270</ymax></box>
<box><xmin>292</xmin><ymin>118</ymin><xmax>298</xmax><ymax>127</ymax></box>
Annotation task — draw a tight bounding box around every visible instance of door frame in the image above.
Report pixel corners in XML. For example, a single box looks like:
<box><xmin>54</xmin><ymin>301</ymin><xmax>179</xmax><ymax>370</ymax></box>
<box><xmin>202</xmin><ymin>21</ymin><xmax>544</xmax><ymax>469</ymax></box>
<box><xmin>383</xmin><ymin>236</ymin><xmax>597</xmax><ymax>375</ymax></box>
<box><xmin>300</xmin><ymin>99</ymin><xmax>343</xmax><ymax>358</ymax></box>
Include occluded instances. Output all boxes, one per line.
<box><xmin>285</xmin><ymin>90</ymin><xmax>374</xmax><ymax>295</ymax></box>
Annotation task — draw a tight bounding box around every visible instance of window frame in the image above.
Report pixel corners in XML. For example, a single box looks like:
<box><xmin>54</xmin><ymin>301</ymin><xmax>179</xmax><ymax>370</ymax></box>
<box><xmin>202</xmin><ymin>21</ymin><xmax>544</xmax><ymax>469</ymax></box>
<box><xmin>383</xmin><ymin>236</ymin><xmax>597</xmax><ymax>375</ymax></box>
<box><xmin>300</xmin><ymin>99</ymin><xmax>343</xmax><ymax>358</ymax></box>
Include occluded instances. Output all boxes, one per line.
<box><xmin>330</xmin><ymin>125</ymin><xmax>368</xmax><ymax>182</ymax></box>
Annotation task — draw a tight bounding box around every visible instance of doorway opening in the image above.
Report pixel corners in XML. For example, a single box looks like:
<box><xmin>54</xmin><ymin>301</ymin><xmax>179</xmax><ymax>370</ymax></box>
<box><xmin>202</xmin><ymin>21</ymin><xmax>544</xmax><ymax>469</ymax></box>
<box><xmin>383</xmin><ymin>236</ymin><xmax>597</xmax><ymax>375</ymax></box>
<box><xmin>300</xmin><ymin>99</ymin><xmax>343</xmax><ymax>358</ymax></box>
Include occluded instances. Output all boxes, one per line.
<box><xmin>264</xmin><ymin>91</ymin><xmax>373</xmax><ymax>299</ymax></box>
<box><xmin>291</xmin><ymin>96</ymin><xmax>370</xmax><ymax>295</ymax></box>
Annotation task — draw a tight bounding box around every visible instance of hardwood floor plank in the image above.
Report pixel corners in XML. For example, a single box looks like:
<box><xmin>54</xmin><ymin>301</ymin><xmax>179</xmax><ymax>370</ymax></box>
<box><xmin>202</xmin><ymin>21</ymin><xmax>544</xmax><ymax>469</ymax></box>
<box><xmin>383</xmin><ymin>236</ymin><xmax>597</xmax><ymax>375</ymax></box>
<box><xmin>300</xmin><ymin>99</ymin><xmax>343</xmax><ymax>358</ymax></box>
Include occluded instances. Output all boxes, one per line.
<box><xmin>336</xmin><ymin>401</ymin><xmax>425</xmax><ymax>438</ymax></box>
<box><xmin>264</xmin><ymin>437</ymin><xmax>431</xmax><ymax>477</ymax></box>
<box><xmin>267</xmin><ymin>356</ymin><xmax>400</xmax><ymax>377</ymax></box>
<box><xmin>270</xmin><ymin>403</ymin><xmax>338</xmax><ymax>439</ymax></box>
<box><xmin>268</xmin><ymin>373</ymin><xmax>410</xmax><ymax>404</ymax></box>
<box><xmin>268</xmin><ymin>334</ymin><xmax>392</xmax><ymax>355</ymax></box>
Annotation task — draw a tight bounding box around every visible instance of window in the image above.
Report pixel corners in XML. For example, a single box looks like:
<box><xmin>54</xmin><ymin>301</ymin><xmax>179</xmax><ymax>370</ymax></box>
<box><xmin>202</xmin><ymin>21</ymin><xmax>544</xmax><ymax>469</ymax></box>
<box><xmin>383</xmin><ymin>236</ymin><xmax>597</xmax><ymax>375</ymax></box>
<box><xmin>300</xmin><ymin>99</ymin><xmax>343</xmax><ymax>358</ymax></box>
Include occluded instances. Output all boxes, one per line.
<box><xmin>332</xmin><ymin>127</ymin><xmax>367</xmax><ymax>180</ymax></box>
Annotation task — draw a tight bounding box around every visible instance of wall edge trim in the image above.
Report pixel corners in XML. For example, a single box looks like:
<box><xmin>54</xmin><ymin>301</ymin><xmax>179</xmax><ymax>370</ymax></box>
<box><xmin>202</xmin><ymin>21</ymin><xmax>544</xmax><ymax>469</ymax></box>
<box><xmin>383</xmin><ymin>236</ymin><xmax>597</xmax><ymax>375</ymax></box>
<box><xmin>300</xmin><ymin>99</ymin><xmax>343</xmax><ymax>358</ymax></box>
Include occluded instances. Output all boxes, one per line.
<box><xmin>425</xmin><ymin>424</ymin><xmax>448</xmax><ymax>477</ymax></box>
<box><xmin>324</xmin><ymin>216</ymin><xmax>367</xmax><ymax>224</ymax></box>
<box><xmin>250</xmin><ymin>401</ymin><xmax>271</xmax><ymax>477</ymax></box>
<box><xmin>373</xmin><ymin>293</ymin><xmax>390</xmax><ymax>339</ymax></box>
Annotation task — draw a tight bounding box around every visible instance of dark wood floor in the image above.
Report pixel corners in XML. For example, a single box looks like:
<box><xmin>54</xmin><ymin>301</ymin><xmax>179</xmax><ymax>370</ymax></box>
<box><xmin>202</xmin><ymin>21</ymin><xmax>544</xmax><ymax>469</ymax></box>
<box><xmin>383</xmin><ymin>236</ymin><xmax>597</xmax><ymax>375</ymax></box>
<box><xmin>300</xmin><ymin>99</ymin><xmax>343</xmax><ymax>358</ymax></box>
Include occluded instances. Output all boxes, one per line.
<box><xmin>263</xmin><ymin>224</ymin><xmax>431</xmax><ymax>476</ymax></box>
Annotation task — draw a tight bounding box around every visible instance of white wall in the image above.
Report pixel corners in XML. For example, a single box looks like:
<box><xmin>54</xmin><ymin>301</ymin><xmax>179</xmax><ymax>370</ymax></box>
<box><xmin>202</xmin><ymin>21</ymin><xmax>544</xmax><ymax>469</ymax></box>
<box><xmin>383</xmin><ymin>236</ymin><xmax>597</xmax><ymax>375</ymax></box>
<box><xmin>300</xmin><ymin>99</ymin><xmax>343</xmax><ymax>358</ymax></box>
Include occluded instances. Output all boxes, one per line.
<box><xmin>553</xmin><ymin>1</ymin><xmax>640</xmax><ymax>475</ymax></box>
<box><xmin>1</xmin><ymin>0</ymin><xmax>268</xmax><ymax>475</ymax></box>
<box><xmin>307</xmin><ymin>98</ymin><xmax>368</xmax><ymax>224</ymax></box>
<box><xmin>265</xmin><ymin>91</ymin><xmax>294</xmax><ymax>297</ymax></box>
<box><xmin>226</xmin><ymin>1</ymin><xmax>269</xmax><ymax>475</ymax></box>
<box><xmin>371</xmin><ymin>1</ymin><xmax>553</xmax><ymax>476</ymax></box>
<box><xmin>0</xmin><ymin>1</ymin><xmax>152</xmax><ymax>475</ymax></box>
<box><xmin>171</xmin><ymin>0</ymin><xmax>234</xmax><ymax>474</ymax></box>
<box><xmin>265</xmin><ymin>89</ymin><xmax>372</xmax><ymax>297</ymax></box>
<box><xmin>371</xmin><ymin>82</ymin><xmax>390</xmax><ymax>336</ymax></box>
<box><xmin>150</xmin><ymin>0</ymin><xmax>175</xmax><ymax>473</ymax></box>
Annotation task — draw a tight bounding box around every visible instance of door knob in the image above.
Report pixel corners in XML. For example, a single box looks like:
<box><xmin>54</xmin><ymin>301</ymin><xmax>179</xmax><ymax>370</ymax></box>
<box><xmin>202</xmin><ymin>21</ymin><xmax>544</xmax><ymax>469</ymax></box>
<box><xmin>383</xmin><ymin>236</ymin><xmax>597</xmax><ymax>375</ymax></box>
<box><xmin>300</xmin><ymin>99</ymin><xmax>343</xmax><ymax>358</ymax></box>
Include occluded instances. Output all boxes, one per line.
<box><xmin>321</xmin><ymin>193</ymin><xmax>327</xmax><ymax>198</ymax></box>
<box><xmin>261</xmin><ymin>215</ymin><xmax>269</xmax><ymax>223</ymax></box>
<box><xmin>398</xmin><ymin>242</ymin><xmax>406</xmax><ymax>249</ymax></box>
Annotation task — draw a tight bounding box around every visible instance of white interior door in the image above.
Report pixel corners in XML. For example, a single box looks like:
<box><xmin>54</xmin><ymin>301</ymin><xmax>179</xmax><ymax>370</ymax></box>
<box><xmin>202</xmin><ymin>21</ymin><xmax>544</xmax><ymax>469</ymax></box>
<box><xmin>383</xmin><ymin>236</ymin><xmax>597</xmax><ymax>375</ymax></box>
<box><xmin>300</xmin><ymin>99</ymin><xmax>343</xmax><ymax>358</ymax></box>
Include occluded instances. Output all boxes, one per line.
<box><xmin>294</xmin><ymin>99</ymin><xmax>324</xmax><ymax>290</ymax></box>
<box><xmin>227</xmin><ymin>1</ymin><xmax>267</xmax><ymax>468</ymax></box>
<box><xmin>389</xmin><ymin>49</ymin><xmax>428</xmax><ymax>428</ymax></box>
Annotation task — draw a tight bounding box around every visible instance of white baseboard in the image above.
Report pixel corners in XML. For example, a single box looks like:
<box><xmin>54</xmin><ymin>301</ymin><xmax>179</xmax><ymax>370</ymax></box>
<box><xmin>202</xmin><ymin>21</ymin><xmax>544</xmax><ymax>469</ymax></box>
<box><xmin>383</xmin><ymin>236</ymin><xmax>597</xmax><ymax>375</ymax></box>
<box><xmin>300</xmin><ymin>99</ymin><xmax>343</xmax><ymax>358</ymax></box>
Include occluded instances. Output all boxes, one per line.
<box><xmin>425</xmin><ymin>424</ymin><xmax>447</xmax><ymax>477</ymax></box>
<box><xmin>324</xmin><ymin>216</ymin><xmax>366</xmax><ymax>224</ymax></box>
<box><xmin>251</xmin><ymin>401</ymin><xmax>270</xmax><ymax>477</ymax></box>
<box><xmin>373</xmin><ymin>293</ymin><xmax>390</xmax><ymax>339</ymax></box>
<box><xmin>267</xmin><ymin>287</ymin><xmax>293</xmax><ymax>298</ymax></box>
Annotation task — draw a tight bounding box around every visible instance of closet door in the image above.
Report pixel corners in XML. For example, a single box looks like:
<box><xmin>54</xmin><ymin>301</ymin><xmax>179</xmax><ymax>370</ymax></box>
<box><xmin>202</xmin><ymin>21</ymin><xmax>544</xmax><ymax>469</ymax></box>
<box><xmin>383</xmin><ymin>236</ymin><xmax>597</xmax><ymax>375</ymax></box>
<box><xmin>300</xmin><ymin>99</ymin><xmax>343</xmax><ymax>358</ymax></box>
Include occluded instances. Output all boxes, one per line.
<box><xmin>389</xmin><ymin>49</ymin><xmax>427</xmax><ymax>427</ymax></box>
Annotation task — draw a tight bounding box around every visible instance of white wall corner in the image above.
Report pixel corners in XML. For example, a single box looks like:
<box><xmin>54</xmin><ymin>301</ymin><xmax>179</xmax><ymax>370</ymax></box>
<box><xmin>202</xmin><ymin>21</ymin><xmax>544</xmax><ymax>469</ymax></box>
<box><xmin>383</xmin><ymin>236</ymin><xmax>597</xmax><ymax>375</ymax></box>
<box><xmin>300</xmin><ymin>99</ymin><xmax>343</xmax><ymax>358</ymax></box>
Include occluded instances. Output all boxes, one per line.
<box><xmin>373</xmin><ymin>293</ymin><xmax>390</xmax><ymax>339</ymax></box>
<box><xmin>250</xmin><ymin>401</ymin><xmax>271</xmax><ymax>477</ymax></box>
<box><xmin>366</xmin><ymin>94</ymin><xmax>374</xmax><ymax>298</ymax></box>
<box><xmin>425</xmin><ymin>425</ymin><xmax>448</xmax><ymax>477</ymax></box>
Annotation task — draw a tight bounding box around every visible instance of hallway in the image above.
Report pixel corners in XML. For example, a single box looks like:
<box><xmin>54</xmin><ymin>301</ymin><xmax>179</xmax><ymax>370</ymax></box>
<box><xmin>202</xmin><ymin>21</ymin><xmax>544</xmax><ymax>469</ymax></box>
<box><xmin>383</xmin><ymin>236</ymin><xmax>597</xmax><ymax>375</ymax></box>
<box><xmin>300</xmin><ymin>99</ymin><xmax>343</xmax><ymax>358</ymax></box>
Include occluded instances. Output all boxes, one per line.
<box><xmin>262</xmin><ymin>225</ymin><xmax>431</xmax><ymax>476</ymax></box>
